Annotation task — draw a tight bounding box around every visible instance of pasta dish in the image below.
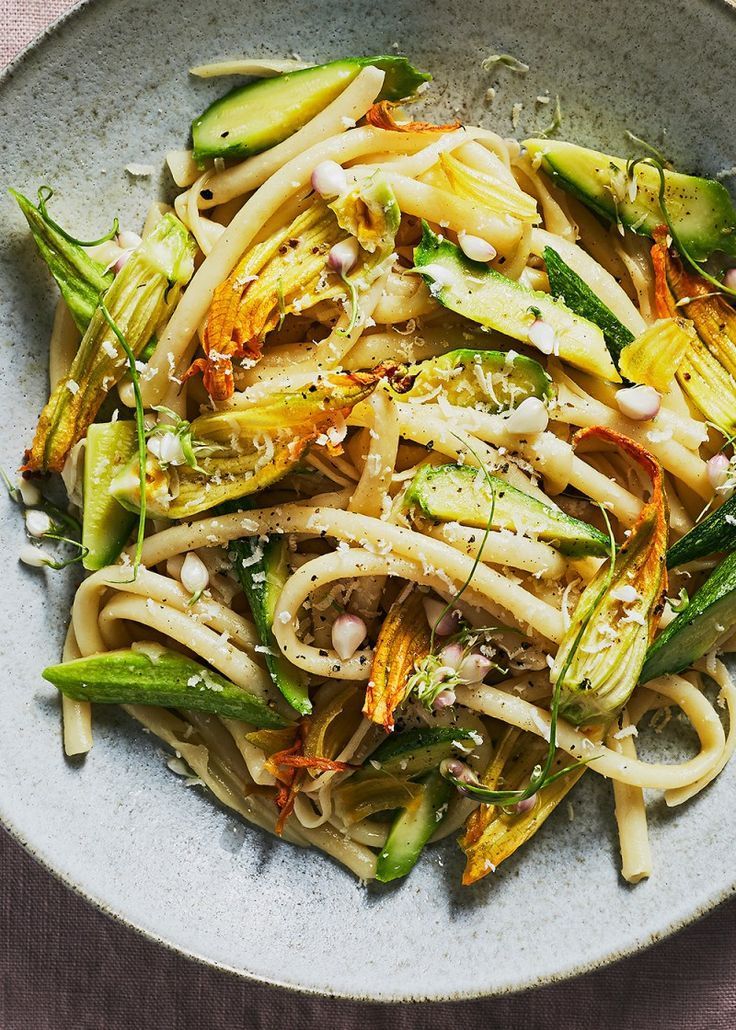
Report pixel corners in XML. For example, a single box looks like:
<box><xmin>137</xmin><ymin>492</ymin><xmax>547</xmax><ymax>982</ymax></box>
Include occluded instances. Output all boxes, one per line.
<box><xmin>11</xmin><ymin>55</ymin><xmax>736</xmax><ymax>885</ymax></box>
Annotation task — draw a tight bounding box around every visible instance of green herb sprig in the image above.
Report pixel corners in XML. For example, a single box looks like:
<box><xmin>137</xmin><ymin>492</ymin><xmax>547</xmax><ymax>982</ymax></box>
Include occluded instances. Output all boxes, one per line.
<box><xmin>37</xmin><ymin>186</ymin><xmax>119</xmax><ymax>248</ymax></box>
<box><xmin>100</xmin><ymin>302</ymin><xmax>146</xmax><ymax>578</ymax></box>
<box><xmin>624</xmin><ymin>131</ymin><xmax>671</xmax><ymax>169</ymax></box>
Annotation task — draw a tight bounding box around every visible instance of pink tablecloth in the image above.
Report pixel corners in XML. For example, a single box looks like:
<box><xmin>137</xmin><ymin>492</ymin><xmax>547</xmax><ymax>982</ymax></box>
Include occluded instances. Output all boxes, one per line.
<box><xmin>2</xmin><ymin>2</ymin><xmax>736</xmax><ymax>1026</ymax></box>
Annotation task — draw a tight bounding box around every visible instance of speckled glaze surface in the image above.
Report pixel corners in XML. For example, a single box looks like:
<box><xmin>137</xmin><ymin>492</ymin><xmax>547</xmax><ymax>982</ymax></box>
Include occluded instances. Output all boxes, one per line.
<box><xmin>2</xmin><ymin>0</ymin><xmax>736</xmax><ymax>1002</ymax></box>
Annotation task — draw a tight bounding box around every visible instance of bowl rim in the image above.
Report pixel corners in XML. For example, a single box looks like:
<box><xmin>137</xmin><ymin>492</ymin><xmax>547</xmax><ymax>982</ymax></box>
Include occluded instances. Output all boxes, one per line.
<box><xmin>2</xmin><ymin>0</ymin><xmax>736</xmax><ymax>1002</ymax></box>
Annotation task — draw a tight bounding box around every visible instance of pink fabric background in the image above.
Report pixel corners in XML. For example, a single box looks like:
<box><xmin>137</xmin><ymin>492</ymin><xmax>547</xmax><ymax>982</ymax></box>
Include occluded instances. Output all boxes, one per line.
<box><xmin>1</xmin><ymin>2</ymin><xmax>736</xmax><ymax>1026</ymax></box>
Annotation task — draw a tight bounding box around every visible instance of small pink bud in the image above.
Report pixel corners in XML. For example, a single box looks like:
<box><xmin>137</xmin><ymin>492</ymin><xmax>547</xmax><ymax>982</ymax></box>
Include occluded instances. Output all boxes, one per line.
<box><xmin>458</xmin><ymin>231</ymin><xmax>496</xmax><ymax>263</ymax></box>
<box><xmin>117</xmin><ymin>229</ymin><xmax>142</xmax><ymax>250</ymax></box>
<box><xmin>113</xmin><ymin>249</ymin><xmax>134</xmax><ymax>275</ymax></box>
<box><xmin>331</xmin><ymin>613</ymin><xmax>367</xmax><ymax>661</ymax></box>
<box><xmin>25</xmin><ymin>509</ymin><xmax>52</xmax><ymax>537</ymax></box>
<box><xmin>503</xmin><ymin>396</ymin><xmax>549</xmax><ymax>435</ymax></box>
<box><xmin>615</xmin><ymin>385</ymin><xmax>661</xmax><ymax>421</ymax></box>
<box><xmin>423</xmin><ymin>597</ymin><xmax>459</xmax><ymax>636</ymax></box>
<box><xmin>439</xmin><ymin>642</ymin><xmax>464</xmax><ymax>669</ymax></box>
<box><xmin>512</xmin><ymin>793</ymin><xmax>537</xmax><ymax>815</ymax></box>
<box><xmin>528</xmin><ymin>318</ymin><xmax>556</xmax><ymax>354</ymax></box>
<box><xmin>433</xmin><ymin>689</ymin><xmax>456</xmax><ymax>710</ymax></box>
<box><xmin>707</xmin><ymin>453</ymin><xmax>730</xmax><ymax>489</ymax></box>
<box><xmin>443</xmin><ymin>759</ymin><xmax>477</xmax><ymax>784</ymax></box>
<box><xmin>458</xmin><ymin>652</ymin><xmax>493</xmax><ymax>684</ymax></box>
<box><xmin>311</xmin><ymin>160</ymin><xmax>348</xmax><ymax>198</ymax></box>
<box><xmin>19</xmin><ymin>544</ymin><xmax>54</xmax><ymax>567</ymax></box>
<box><xmin>328</xmin><ymin>238</ymin><xmax>360</xmax><ymax>276</ymax></box>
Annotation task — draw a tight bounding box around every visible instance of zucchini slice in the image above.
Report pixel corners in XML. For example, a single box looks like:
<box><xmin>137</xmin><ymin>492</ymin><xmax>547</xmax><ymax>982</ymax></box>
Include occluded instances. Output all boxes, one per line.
<box><xmin>413</xmin><ymin>224</ymin><xmax>620</xmax><ymax>382</ymax></box>
<box><xmin>390</xmin><ymin>348</ymin><xmax>552</xmax><ymax>411</ymax></box>
<box><xmin>231</xmin><ymin>536</ymin><xmax>311</xmax><ymax>715</ymax></box>
<box><xmin>334</xmin><ymin>727</ymin><xmax>479</xmax><ymax>830</ymax></box>
<box><xmin>43</xmin><ymin>647</ymin><xmax>288</xmax><ymax>727</ymax></box>
<box><xmin>369</xmin><ymin>726</ymin><xmax>478</xmax><ymax>778</ymax></box>
<box><xmin>543</xmin><ymin>246</ymin><xmax>634</xmax><ymax>366</ymax></box>
<box><xmin>525</xmin><ymin>138</ymin><xmax>736</xmax><ymax>261</ymax></box>
<box><xmin>405</xmin><ymin>463</ymin><xmax>610</xmax><ymax>557</ymax></box>
<box><xmin>667</xmin><ymin>494</ymin><xmax>736</xmax><ymax>568</ymax></box>
<box><xmin>642</xmin><ymin>551</ymin><xmax>736</xmax><ymax>681</ymax></box>
<box><xmin>376</xmin><ymin>769</ymin><xmax>451</xmax><ymax>882</ymax></box>
<box><xmin>192</xmin><ymin>56</ymin><xmax>430</xmax><ymax>160</ymax></box>
<box><xmin>82</xmin><ymin>421</ymin><xmax>138</xmax><ymax>571</ymax></box>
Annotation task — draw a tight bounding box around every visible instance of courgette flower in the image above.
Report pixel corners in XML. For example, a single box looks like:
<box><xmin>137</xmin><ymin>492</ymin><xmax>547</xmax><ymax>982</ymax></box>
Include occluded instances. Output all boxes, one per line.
<box><xmin>24</xmin><ymin>214</ymin><xmax>195</xmax><ymax>473</ymax></box>
<box><xmin>111</xmin><ymin>369</ymin><xmax>381</xmax><ymax>519</ymax></box>
<box><xmin>551</xmin><ymin>426</ymin><xmax>668</xmax><ymax>725</ymax></box>
<box><xmin>652</xmin><ymin>234</ymin><xmax>736</xmax><ymax>436</ymax></box>
<box><xmin>192</xmin><ymin>202</ymin><xmax>348</xmax><ymax>401</ymax></box>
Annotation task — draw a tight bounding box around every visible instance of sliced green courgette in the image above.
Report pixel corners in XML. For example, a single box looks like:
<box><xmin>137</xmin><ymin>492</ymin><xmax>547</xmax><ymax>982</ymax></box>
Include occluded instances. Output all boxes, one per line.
<box><xmin>405</xmin><ymin>463</ymin><xmax>610</xmax><ymax>557</ymax></box>
<box><xmin>375</xmin><ymin>769</ymin><xmax>451</xmax><ymax>882</ymax></box>
<box><xmin>667</xmin><ymin>493</ymin><xmax>736</xmax><ymax>568</ymax></box>
<box><xmin>334</xmin><ymin>727</ymin><xmax>477</xmax><ymax>828</ymax></box>
<box><xmin>82</xmin><ymin>421</ymin><xmax>138</xmax><ymax>571</ymax></box>
<box><xmin>414</xmin><ymin>224</ymin><xmax>620</xmax><ymax>382</ymax></box>
<box><xmin>231</xmin><ymin>535</ymin><xmax>311</xmax><ymax>715</ymax></box>
<box><xmin>43</xmin><ymin>647</ymin><xmax>288</xmax><ymax>727</ymax></box>
<box><xmin>543</xmin><ymin>246</ymin><xmax>634</xmax><ymax>367</ymax></box>
<box><xmin>389</xmin><ymin>348</ymin><xmax>552</xmax><ymax>411</ymax></box>
<box><xmin>641</xmin><ymin>551</ymin><xmax>736</xmax><ymax>681</ymax></box>
<box><xmin>368</xmin><ymin>726</ymin><xmax>478</xmax><ymax>777</ymax></box>
<box><xmin>192</xmin><ymin>56</ymin><xmax>430</xmax><ymax>160</ymax></box>
<box><xmin>525</xmin><ymin>138</ymin><xmax>736</xmax><ymax>261</ymax></box>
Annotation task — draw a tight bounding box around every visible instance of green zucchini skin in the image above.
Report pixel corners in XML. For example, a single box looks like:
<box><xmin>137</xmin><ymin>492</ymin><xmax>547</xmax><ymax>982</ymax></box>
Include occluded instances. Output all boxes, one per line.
<box><xmin>667</xmin><ymin>494</ymin><xmax>736</xmax><ymax>568</ymax></box>
<box><xmin>525</xmin><ymin>138</ymin><xmax>736</xmax><ymax>261</ymax></box>
<box><xmin>43</xmin><ymin>648</ymin><xmax>288</xmax><ymax>727</ymax></box>
<box><xmin>543</xmin><ymin>246</ymin><xmax>634</xmax><ymax>366</ymax></box>
<box><xmin>641</xmin><ymin>551</ymin><xmax>736</xmax><ymax>682</ymax></box>
<box><xmin>405</xmin><ymin>463</ymin><xmax>610</xmax><ymax>557</ymax></box>
<box><xmin>192</xmin><ymin>56</ymin><xmax>430</xmax><ymax>161</ymax></box>
<box><xmin>392</xmin><ymin>348</ymin><xmax>552</xmax><ymax>411</ymax></box>
<box><xmin>369</xmin><ymin>726</ymin><xmax>478</xmax><ymax>778</ymax></box>
<box><xmin>82</xmin><ymin>421</ymin><xmax>138</xmax><ymax>571</ymax></box>
<box><xmin>376</xmin><ymin>769</ymin><xmax>451</xmax><ymax>882</ymax></box>
<box><xmin>413</xmin><ymin>224</ymin><xmax>620</xmax><ymax>382</ymax></box>
<box><xmin>231</xmin><ymin>536</ymin><xmax>311</xmax><ymax>715</ymax></box>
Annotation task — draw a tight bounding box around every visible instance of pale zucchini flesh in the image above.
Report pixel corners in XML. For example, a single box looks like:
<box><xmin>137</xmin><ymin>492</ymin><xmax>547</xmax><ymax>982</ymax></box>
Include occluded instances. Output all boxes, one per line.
<box><xmin>82</xmin><ymin>421</ymin><xmax>138</xmax><ymax>571</ymax></box>
<box><xmin>525</xmin><ymin>138</ymin><xmax>736</xmax><ymax>261</ymax></box>
<box><xmin>192</xmin><ymin>56</ymin><xmax>430</xmax><ymax>160</ymax></box>
<box><xmin>642</xmin><ymin>551</ymin><xmax>736</xmax><ymax>682</ymax></box>
<box><xmin>406</xmin><ymin>463</ymin><xmax>610</xmax><ymax>557</ymax></box>
<box><xmin>391</xmin><ymin>348</ymin><xmax>552</xmax><ymax>411</ymax></box>
<box><xmin>414</xmin><ymin>224</ymin><xmax>620</xmax><ymax>382</ymax></box>
<box><xmin>231</xmin><ymin>536</ymin><xmax>311</xmax><ymax>715</ymax></box>
<box><xmin>375</xmin><ymin>769</ymin><xmax>451</xmax><ymax>882</ymax></box>
<box><xmin>368</xmin><ymin>726</ymin><xmax>478</xmax><ymax>778</ymax></box>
